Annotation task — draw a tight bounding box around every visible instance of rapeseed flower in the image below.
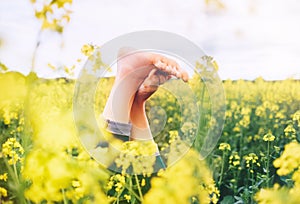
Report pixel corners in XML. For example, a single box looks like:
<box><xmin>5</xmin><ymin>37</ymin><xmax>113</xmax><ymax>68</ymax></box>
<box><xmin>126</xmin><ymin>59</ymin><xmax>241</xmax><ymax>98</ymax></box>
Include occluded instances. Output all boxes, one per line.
<box><xmin>144</xmin><ymin>149</ymin><xmax>218</xmax><ymax>204</ymax></box>
<box><xmin>1</xmin><ymin>138</ymin><xmax>24</xmax><ymax>165</ymax></box>
<box><xmin>115</xmin><ymin>141</ymin><xmax>157</xmax><ymax>175</ymax></box>
<box><xmin>273</xmin><ymin>141</ymin><xmax>300</xmax><ymax>176</ymax></box>
<box><xmin>124</xmin><ymin>194</ymin><xmax>131</xmax><ymax>202</ymax></box>
<box><xmin>0</xmin><ymin>173</ymin><xmax>8</xmax><ymax>182</ymax></box>
<box><xmin>81</xmin><ymin>44</ymin><xmax>96</xmax><ymax>57</ymax></box>
<box><xmin>284</xmin><ymin>124</ymin><xmax>296</xmax><ymax>139</ymax></box>
<box><xmin>293</xmin><ymin>111</ymin><xmax>300</xmax><ymax>127</ymax></box>
<box><xmin>263</xmin><ymin>132</ymin><xmax>276</xmax><ymax>142</ymax></box>
<box><xmin>244</xmin><ymin>153</ymin><xmax>260</xmax><ymax>170</ymax></box>
<box><xmin>0</xmin><ymin>187</ymin><xmax>7</xmax><ymax>198</ymax></box>
<box><xmin>219</xmin><ymin>143</ymin><xmax>231</xmax><ymax>151</ymax></box>
<box><xmin>229</xmin><ymin>151</ymin><xmax>241</xmax><ymax>167</ymax></box>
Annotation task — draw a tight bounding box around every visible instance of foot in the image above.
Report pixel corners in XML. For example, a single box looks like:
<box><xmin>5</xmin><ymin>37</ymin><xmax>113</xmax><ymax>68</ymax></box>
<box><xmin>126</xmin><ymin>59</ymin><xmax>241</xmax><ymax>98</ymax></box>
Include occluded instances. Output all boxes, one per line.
<box><xmin>116</xmin><ymin>47</ymin><xmax>188</xmax><ymax>83</ymax></box>
<box><xmin>102</xmin><ymin>48</ymin><xmax>189</xmax><ymax>124</ymax></box>
<box><xmin>134</xmin><ymin>69</ymin><xmax>171</xmax><ymax>103</ymax></box>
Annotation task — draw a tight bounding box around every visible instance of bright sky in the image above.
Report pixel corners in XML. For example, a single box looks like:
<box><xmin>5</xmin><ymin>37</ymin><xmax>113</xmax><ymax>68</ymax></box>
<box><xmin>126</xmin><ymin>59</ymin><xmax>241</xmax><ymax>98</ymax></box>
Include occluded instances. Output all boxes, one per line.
<box><xmin>0</xmin><ymin>0</ymin><xmax>300</xmax><ymax>80</ymax></box>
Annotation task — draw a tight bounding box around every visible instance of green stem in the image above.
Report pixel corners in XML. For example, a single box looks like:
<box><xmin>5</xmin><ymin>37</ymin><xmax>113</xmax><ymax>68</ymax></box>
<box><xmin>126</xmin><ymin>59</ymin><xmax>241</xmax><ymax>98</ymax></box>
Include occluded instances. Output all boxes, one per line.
<box><xmin>124</xmin><ymin>185</ymin><xmax>141</xmax><ymax>202</ymax></box>
<box><xmin>239</xmin><ymin>129</ymin><xmax>243</xmax><ymax>157</ymax></box>
<box><xmin>218</xmin><ymin>152</ymin><xmax>226</xmax><ymax>187</ymax></box>
<box><xmin>233</xmin><ymin>170</ymin><xmax>238</xmax><ymax>196</ymax></box>
<box><xmin>4</xmin><ymin>158</ymin><xmax>28</xmax><ymax>203</ymax></box>
<box><xmin>200</xmin><ymin>83</ymin><xmax>205</xmax><ymax>114</ymax></box>
<box><xmin>31</xmin><ymin>29</ymin><xmax>42</xmax><ymax>72</ymax></box>
<box><xmin>266</xmin><ymin>141</ymin><xmax>270</xmax><ymax>188</ymax></box>
<box><xmin>4</xmin><ymin>158</ymin><xmax>18</xmax><ymax>185</ymax></box>
<box><xmin>61</xmin><ymin>188</ymin><xmax>68</xmax><ymax>204</ymax></box>
<box><xmin>252</xmin><ymin>164</ymin><xmax>254</xmax><ymax>188</ymax></box>
<box><xmin>251</xmin><ymin>163</ymin><xmax>254</xmax><ymax>204</ymax></box>
<box><xmin>13</xmin><ymin>163</ymin><xmax>20</xmax><ymax>185</ymax></box>
<box><xmin>124</xmin><ymin>177</ymin><xmax>141</xmax><ymax>202</ymax></box>
<box><xmin>134</xmin><ymin>174</ymin><xmax>144</xmax><ymax>203</ymax></box>
<box><xmin>113</xmin><ymin>188</ymin><xmax>125</xmax><ymax>204</ymax></box>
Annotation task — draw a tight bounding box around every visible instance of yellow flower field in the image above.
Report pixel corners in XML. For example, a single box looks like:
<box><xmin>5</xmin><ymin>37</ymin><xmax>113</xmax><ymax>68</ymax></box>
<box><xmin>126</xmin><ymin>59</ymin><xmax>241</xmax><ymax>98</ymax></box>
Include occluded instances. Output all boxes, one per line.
<box><xmin>0</xmin><ymin>69</ymin><xmax>299</xmax><ymax>203</ymax></box>
<box><xmin>1</xmin><ymin>0</ymin><xmax>300</xmax><ymax>203</ymax></box>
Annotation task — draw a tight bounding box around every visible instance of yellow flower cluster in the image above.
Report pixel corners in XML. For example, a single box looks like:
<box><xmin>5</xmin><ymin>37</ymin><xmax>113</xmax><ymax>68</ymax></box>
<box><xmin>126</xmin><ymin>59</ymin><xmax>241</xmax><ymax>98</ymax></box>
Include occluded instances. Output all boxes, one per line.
<box><xmin>239</xmin><ymin>108</ymin><xmax>251</xmax><ymax>129</ymax></box>
<box><xmin>229</xmin><ymin>151</ymin><xmax>241</xmax><ymax>167</ymax></box>
<box><xmin>0</xmin><ymin>187</ymin><xmax>7</xmax><ymax>198</ymax></box>
<box><xmin>1</xmin><ymin>138</ymin><xmax>24</xmax><ymax>165</ymax></box>
<box><xmin>30</xmin><ymin>0</ymin><xmax>73</xmax><ymax>33</ymax></box>
<box><xmin>256</xmin><ymin>142</ymin><xmax>300</xmax><ymax>203</ymax></box>
<box><xmin>106</xmin><ymin>174</ymin><xmax>125</xmax><ymax>192</ymax></box>
<box><xmin>168</xmin><ymin>130</ymin><xmax>179</xmax><ymax>144</ymax></box>
<box><xmin>255</xmin><ymin>184</ymin><xmax>300</xmax><ymax>204</ymax></box>
<box><xmin>124</xmin><ymin>194</ymin><xmax>131</xmax><ymax>202</ymax></box>
<box><xmin>263</xmin><ymin>132</ymin><xmax>276</xmax><ymax>142</ymax></box>
<box><xmin>144</xmin><ymin>149</ymin><xmax>219</xmax><ymax>204</ymax></box>
<box><xmin>115</xmin><ymin>141</ymin><xmax>157</xmax><ymax>175</ymax></box>
<box><xmin>244</xmin><ymin>153</ymin><xmax>260</xmax><ymax>172</ymax></box>
<box><xmin>0</xmin><ymin>173</ymin><xmax>8</xmax><ymax>182</ymax></box>
<box><xmin>293</xmin><ymin>111</ymin><xmax>300</xmax><ymax>127</ymax></box>
<box><xmin>223</xmin><ymin>78</ymin><xmax>300</xmax><ymax>135</ymax></box>
<box><xmin>284</xmin><ymin>124</ymin><xmax>296</xmax><ymax>139</ymax></box>
<box><xmin>81</xmin><ymin>45</ymin><xmax>112</xmax><ymax>73</ymax></box>
<box><xmin>219</xmin><ymin>143</ymin><xmax>231</xmax><ymax>151</ymax></box>
<box><xmin>0</xmin><ymin>72</ymin><xmax>26</xmax><ymax>127</ymax></box>
<box><xmin>247</xmin><ymin>134</ymin><xmax>261</xmax><ymax>142</ymax></box>
<box><xmin>19</xmin><ymin>75</ymin><xmax>110</xmax><ymax>203</ymax></box>
<box><xmin>81</xmin><ymin>44</ymin><xmax>97</xmax><ymax>57</ymax></box>
<box><xmin>256</xmin><ymin>111</ymin><xmax>300</xmax><ymax>203</ymax></box>
<box><xmin>273</xmin><ymin>142</ymin><xmax>300</xmax><ymax>176</ymax></box>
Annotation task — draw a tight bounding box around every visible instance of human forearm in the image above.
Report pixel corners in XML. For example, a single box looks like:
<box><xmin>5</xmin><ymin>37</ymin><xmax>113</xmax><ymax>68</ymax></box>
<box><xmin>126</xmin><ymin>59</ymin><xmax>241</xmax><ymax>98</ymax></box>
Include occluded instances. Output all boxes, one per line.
<box><xmin>130</xmin><ymin>99</ymin><xmax>153</xmax><ymax>140</ymax></box>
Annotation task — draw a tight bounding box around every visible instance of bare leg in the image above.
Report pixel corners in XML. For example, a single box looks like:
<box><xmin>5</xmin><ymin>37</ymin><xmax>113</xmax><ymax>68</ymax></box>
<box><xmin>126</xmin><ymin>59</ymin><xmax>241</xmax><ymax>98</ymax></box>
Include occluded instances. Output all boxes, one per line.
<box><xmin>130</xmin><ymin>69</ymin><xmax>171</xmax><ymax>140</ymax></box>
<box><xmin>100</xmin><ymin>49</ymin><xmax>188</xmax><ymax>171</ymax></box>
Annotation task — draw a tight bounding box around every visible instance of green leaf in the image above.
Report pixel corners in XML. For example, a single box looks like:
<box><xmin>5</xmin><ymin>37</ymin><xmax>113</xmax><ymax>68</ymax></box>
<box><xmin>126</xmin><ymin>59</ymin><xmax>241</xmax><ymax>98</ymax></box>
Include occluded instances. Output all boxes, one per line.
<box><xmin>220</xmin><ymin>195</ymin><xmax>235</xmax><ymax>204</ymax></box>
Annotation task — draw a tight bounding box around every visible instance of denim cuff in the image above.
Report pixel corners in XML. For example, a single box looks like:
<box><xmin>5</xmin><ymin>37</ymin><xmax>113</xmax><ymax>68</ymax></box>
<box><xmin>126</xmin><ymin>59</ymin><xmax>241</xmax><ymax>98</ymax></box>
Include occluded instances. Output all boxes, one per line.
<box><xmin>105</xmin><ymin>119</ymin><xmax>132</xmax><ymax>136</ymax></box>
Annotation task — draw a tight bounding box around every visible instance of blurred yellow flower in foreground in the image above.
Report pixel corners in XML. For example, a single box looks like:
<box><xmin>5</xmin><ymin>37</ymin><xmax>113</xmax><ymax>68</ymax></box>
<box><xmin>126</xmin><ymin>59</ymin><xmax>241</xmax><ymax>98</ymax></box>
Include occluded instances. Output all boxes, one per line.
<box><xmin>144</xmin><ymin>149</ymin><xmax>219</xmax><ymax>204</ymax></box>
